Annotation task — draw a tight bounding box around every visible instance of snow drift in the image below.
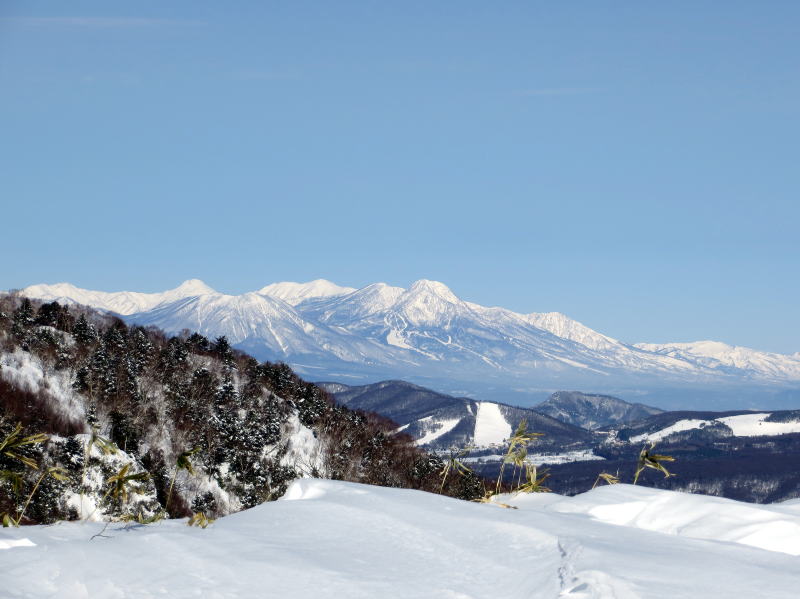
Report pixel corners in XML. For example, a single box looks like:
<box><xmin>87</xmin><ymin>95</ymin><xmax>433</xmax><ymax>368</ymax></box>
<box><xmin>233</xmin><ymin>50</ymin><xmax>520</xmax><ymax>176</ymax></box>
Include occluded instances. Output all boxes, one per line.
<box><xmin>4</xmin><ymin>479</ymin><xmax>800</xmax><ymax>598</ymax></box>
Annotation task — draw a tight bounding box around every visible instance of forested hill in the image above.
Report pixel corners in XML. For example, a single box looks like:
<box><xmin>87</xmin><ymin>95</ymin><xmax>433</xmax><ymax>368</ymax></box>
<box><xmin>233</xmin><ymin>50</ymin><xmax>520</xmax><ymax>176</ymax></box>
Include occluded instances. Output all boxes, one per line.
<box><xmin>0</xmin><ymin>295</ymin><xmax>482</xmax><ymax>525</ymax></box>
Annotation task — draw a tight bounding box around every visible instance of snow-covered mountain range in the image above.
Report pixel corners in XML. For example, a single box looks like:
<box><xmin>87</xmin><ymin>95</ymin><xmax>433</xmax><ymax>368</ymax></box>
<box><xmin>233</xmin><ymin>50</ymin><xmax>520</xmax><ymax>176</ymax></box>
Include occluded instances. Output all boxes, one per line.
<box><xmin>20</xmin><ymin>278</ymin><xmax>800</xmax><ymax>408</ymax></box>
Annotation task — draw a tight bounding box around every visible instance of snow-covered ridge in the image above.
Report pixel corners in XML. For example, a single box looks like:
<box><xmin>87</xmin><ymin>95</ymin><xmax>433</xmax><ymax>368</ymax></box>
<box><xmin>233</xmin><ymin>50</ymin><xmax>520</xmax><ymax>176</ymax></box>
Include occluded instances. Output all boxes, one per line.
<box><xmin>5</xmin><ymin>479</ymin><xmax>800</xmax><ymax>598</ymax></box>
<box><xmin>21</xmin><ymin>279</ymin><xmax>216</xmax><ymax>316</ymax></box>
<box><xmin>258</xmin><ymin>279</ymin><xmax>356</xmax><ymax>306</ymax></box>
<box><xmin>19</xmin><ymin>278</ymin><xmax>800</xmax><ymax>390</ymax></box>
<box><xmin>630</xmin><ymin>412</ymin><xmax>800</xmax><ymax>443</ymax></box>
<box><xmin>636</xmin><ymin>340</ymin><xmax>800</xmax><ymax>379</ymax></box>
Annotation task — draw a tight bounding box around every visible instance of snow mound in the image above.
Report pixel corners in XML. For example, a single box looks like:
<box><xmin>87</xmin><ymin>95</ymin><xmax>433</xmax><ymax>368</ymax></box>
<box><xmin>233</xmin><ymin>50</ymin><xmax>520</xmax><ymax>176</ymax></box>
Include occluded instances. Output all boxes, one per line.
<box><xmin>517</xmin><ymin>484</ymin><xmax>800</xmax><ymax>556</ymax></box>
<box><xmin>5</xmin><ymin>480</ymin><xmax>800</xmax><ymax>598</ymax></box>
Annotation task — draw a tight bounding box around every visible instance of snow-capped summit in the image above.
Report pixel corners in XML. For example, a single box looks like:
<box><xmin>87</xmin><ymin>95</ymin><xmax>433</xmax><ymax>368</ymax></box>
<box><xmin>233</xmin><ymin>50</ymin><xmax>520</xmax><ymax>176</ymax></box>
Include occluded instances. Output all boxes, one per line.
<box><xmin>22</xmin><ymin>279</ymin><xmax>216</xmax><ymax>316</ymax></box>
<box><xmin>394</xmin><ymin>279</ymin><xmax>465</xmax><ymax>325</ymax></box>
<box><xmin>18</xmin><ymin>277</ymin><xmax>800</xmax><ymax>403</ymax></box>
<box><xmin>406</xmin><ymin>279</ymin><xmax>460</xmax><ymax>302</ymax></box>
<box><xmin>257</xmin><ymin>279</ymin><xmax>356</xmax><ymax>306</ymax></box>
<box><xmin>171</xmin><ymin>278</ymin><xmax>216</xmax><ymax>297</ymax></box>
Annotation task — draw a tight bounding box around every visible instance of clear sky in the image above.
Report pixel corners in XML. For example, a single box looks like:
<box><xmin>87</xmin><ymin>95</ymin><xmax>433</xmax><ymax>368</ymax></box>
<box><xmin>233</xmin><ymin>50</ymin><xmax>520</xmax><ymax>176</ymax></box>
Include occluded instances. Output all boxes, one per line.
<box><xmin>1</xmin><ymin>1</ymin><xmax>798</xmax><ymax>353</ymax></box>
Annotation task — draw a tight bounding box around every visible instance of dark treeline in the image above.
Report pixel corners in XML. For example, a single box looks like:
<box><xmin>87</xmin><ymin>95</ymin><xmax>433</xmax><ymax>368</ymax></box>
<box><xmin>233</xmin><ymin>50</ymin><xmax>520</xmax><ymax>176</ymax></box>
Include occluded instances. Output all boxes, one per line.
<box><xmin>472</xmin><ymin>434</ymin><xmax>800</xmax><ymax>503</ymax></box>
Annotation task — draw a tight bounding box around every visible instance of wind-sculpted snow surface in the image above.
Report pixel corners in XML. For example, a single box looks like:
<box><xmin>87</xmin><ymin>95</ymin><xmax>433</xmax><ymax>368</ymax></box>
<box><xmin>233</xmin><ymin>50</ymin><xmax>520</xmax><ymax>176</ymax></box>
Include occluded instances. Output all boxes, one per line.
<box><xmin>21</xmin><ymin>279</ymin><xmax>800</xmax><ymax>406</ymax></box>
<box><xmin>4</xmin><ymin>480</ymin><xmax>800</xmax><ymax>598</ymax></box>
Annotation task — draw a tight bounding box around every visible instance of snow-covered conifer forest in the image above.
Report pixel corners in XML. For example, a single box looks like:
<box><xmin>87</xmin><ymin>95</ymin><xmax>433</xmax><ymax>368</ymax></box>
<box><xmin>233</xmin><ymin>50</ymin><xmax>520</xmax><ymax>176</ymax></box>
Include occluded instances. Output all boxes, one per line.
<box><xmin>0</xmin><ymin>295</ymin><xmax>481</xmax><ymax>527</ymax></box>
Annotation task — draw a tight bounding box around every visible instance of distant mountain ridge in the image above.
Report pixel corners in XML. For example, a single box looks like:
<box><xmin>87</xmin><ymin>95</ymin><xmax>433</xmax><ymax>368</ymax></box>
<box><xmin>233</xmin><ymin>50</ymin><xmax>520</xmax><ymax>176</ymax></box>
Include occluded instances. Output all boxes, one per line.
<box><xmin>20</xmin><ymin>279</ymin><xmax>800</xmax><ymax>408</ymax></box>
<box><xmin>320</xmin><ymin>379</ymin><xmax>800</xmax><ymax>503</ymax></box>
<box><xmin>318</xmin><ymin>380</ymin><xmax>594</xmax><ymax>450</ymax></box>
<box><xmin>534</xmin><ymin>391</ymin><xmax>663</xmax><ymax>430</ymax></box>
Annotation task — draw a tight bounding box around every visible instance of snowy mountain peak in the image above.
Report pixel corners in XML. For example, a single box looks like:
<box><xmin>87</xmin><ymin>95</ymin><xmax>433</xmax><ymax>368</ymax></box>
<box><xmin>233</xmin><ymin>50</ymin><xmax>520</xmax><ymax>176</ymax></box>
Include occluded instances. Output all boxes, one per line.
<box><xmin>407</xmin><ymin>279</ymin><xmax>459</xmax><ymax>302</ymax></box>
<box><xmin>172</xmin><ymin>279</ymin><xmax>216</xmax><ymax>296</ymax></box>
<box><xmin>395</xmin><ymin>280</ymin><xmax>465</xmax><ymax>325</ymax></box>
<box><xmin>257</xmin><ymin>279</ymin><xmax>356</xmax><ymax>306</ymax></box>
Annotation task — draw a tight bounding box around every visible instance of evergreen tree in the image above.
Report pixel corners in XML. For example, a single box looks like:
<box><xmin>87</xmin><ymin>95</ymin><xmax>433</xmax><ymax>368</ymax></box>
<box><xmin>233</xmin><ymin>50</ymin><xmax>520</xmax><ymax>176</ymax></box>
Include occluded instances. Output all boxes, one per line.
<box><xmin>35</xmin><ymin>301</ymin><xmax>61</xmax><ymax>327</ymax></box>
<box><xmin>213</xmin><ymin>336</ymin><xmax>234</xmax><ymax>367</ymax></box>
<box><xmin>73</xmin><ymin>314</ymin><xmax>97</xmax><ymax>345</ymax></box>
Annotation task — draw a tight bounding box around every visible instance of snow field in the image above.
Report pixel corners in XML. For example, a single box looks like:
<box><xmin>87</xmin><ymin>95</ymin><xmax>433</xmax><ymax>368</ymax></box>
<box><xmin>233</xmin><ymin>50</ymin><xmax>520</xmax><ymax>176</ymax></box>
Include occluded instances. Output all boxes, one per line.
<box><xmin>631</xmin><ymin>412</ymin><xmax>800</xmax><ymax>443</ymax></box>
<box><xmin>4</xmin><ymin>479</ymin><xmax>800</xmax><ymax>598</ymax></box>
<box><xmin>473</xmin><ymin>401</ymin><xmax>512</xmax><ymax>446</ymax></box>
<box><xmin>415</xmin><ymin>418</ymin><xmax>461</xmax><ymax>446</ymax></box>
<box><xmin>628</xmin><ymin>419</ymin><xmax>712</xmax><ymax>443</ymax></box>
<box><xmin>717</xmin><ymin>413</ymin><xmax>800</xmax><ymax>436</ymax></box>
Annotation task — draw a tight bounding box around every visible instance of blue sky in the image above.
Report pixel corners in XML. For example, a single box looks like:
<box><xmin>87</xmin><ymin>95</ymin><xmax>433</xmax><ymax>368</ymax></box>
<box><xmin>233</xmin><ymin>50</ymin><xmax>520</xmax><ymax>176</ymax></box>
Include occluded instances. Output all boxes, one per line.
<box><xmin>1</xmin><ymin>1</ymin><xmax>798</xmax><ymax>353</ymax></box>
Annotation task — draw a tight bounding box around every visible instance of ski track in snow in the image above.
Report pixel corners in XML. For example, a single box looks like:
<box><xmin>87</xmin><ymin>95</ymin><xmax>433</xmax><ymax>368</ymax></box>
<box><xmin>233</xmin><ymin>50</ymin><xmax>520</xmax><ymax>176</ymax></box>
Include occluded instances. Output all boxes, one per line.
<box><xmin>629</xmin><ymin>419</ymin><xmax>713</xmax><ymax>444</ymax></box>
<box><xmin>4</xmin><ymin>480</ymin><xmax>800</xmax><ymax>598</ymax></box>
<box><xmin>473</xmin><ymin>402</ymin><xmax>512</xmax><ymax>447</ymax></box>
<box><xmin>415</xmin><ymin>418</ymin><xmax>461</xmax><ymax>446</ymax></box>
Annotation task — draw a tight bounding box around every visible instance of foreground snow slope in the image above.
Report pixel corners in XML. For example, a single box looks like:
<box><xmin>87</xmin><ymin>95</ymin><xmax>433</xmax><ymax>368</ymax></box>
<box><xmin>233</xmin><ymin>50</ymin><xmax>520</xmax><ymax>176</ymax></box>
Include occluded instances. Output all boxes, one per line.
<box><xmin>4</xmin><ymin>480</ymin><xmax>800</xmax><ymax>598</ymax></box>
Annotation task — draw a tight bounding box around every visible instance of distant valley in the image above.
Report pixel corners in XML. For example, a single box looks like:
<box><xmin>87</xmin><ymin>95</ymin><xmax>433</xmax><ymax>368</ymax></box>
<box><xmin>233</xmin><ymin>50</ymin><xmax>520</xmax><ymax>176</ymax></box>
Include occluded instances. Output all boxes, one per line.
<box><xmin>324</xmin><ymin>379</ymin><xmax>800</xmax><ymax>502</ymax></box>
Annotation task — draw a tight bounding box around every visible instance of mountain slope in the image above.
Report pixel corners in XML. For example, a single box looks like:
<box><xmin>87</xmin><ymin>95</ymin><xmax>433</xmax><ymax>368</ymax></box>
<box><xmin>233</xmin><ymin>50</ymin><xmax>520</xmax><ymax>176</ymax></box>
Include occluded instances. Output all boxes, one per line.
<box><xmin>535</xmin><ymin>390</ymin><xmax>663</xmax><ymax>430</ymax></box>
<box><xmin>319</xmin><ymin>380</ymin><xmax>594</xmax><ymax>450</ymax></box>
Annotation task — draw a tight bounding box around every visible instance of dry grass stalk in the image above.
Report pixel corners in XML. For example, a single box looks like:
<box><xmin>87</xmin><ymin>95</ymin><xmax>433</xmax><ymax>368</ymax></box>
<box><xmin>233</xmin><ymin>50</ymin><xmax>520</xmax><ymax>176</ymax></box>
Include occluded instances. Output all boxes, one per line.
<box><xmin>633</xmin><ymin>443</ymin><xmax>675</xmax><ymax>485</ymax></box>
